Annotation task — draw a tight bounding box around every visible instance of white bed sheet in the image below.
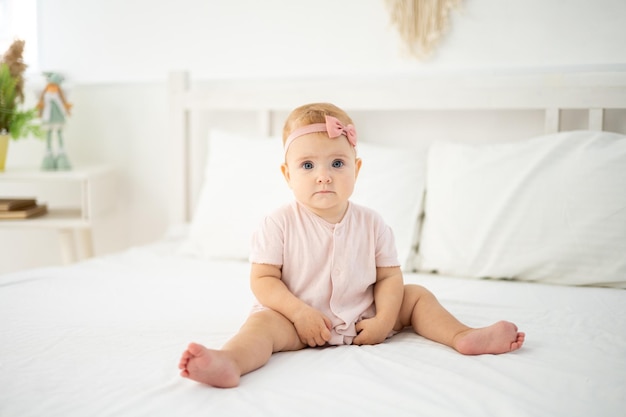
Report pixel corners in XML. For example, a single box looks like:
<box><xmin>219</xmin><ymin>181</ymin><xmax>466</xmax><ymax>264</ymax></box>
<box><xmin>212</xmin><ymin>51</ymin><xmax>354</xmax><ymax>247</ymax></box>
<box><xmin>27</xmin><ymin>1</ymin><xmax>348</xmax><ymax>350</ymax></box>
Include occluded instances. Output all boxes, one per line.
<box><xmin>1</xmin><ymin>237</ymin><xmax>625</xmax><ymax>417</ymax></box>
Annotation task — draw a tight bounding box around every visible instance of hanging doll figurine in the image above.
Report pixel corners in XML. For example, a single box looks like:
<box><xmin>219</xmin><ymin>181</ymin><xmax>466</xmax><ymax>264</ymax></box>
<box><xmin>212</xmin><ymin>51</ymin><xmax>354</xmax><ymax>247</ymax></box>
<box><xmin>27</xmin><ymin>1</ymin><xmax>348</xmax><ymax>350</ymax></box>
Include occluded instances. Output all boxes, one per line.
<box><xmin>37</xmin><ymin>72</ymin><xmax>72</xmax><ymax>170</ymax></box>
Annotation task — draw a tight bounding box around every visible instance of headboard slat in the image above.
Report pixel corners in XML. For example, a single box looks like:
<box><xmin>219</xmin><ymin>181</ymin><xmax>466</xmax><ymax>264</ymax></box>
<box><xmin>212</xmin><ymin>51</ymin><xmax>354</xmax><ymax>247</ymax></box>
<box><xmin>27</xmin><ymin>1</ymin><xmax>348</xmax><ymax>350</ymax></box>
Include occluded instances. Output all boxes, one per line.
<box><xmin>588</xmin><ymin>108</ymin><xmax>604</xmax><ymax>131</ymax></box>
<box><xmin>544</xmin><ymin>108</ymin><xmax>561</xmax><ymax>134</ymax></box>
<box><xmin>257</xmin><ymin>110</ymin><xmax>272</xmax><ymax>136</ymax></box>
<box><xmin>169</xmin><ymin>71</ymin><xmax>191</xmax><ymax>224</ymax></box>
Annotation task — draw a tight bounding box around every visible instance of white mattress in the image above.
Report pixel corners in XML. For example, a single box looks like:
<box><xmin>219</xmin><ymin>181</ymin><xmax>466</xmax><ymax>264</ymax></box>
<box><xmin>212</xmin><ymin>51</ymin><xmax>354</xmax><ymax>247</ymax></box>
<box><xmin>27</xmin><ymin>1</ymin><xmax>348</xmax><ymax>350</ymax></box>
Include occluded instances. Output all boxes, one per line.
<box><xmin>1</xmin><ymin>237</ymin><xmax>625</xmax><ymax>417</ymax></box>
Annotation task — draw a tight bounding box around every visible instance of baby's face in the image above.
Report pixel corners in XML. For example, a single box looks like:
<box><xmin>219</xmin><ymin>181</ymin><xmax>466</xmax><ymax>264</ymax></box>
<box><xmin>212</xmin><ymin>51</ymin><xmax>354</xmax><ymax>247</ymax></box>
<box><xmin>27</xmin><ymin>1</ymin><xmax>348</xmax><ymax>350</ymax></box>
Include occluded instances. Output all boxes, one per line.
<box><xmin>281</xmin><ymin>132</ymin><xmax>361</xmax><ymax>223</ymax></box>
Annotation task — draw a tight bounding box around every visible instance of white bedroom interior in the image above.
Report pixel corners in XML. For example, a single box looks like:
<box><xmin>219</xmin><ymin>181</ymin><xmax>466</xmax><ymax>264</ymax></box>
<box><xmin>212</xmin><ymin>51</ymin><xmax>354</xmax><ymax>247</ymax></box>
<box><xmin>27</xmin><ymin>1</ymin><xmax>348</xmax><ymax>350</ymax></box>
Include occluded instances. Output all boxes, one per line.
<box><xmin>2</xmin><ymin>2</ymin><xmax>626</xmax><ymax>416</ymax></box>
<box><xmin>1</xmin><ymin>0</ymin><xmax>625</xmax><ymax>273</ymax></box>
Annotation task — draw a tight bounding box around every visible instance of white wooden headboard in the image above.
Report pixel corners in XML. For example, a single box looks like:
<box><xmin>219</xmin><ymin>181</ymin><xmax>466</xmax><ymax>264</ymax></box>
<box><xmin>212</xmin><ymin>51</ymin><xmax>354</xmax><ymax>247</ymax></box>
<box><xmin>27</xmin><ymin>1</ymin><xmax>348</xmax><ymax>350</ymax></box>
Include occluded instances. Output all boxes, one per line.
<box><xmin>168</xmin><ymin>70</ymin><xmax>626</xmax><ymax>226</ymax></box>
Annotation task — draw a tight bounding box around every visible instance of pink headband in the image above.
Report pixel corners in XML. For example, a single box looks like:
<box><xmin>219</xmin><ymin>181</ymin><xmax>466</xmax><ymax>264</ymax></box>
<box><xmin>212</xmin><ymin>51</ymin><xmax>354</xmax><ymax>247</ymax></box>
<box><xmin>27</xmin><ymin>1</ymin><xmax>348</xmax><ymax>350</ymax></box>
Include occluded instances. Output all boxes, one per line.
<box><xmin>284</xmin><ymin>115</ymin><xmax>357</xmax><ymax>154</ymax></box>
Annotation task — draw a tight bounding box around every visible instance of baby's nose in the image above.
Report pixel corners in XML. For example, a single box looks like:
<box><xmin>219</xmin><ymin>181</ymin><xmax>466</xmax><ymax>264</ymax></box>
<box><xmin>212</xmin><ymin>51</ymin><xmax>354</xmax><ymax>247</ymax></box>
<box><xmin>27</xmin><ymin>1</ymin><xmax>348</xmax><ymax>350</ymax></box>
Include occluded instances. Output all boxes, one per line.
<box><xmin>316</xmin><ymin>172</ymin><xmax>332</xmax><ymax>183</ymax></box>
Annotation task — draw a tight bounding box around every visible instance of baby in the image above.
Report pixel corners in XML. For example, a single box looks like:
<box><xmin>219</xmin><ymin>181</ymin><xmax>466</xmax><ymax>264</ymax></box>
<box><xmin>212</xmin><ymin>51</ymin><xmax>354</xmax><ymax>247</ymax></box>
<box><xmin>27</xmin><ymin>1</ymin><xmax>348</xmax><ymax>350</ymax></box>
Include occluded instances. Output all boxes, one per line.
<box><xmin>179</xmin><ymin>103</ymin><xmax>525</xmax><ymax>388</ymax></box>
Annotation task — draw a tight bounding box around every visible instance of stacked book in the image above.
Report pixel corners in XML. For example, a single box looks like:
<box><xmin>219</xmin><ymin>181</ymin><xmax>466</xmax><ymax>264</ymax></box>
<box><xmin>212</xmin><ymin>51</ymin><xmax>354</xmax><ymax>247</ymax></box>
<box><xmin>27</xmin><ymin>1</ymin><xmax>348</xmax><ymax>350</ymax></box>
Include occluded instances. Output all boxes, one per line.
<box><xmin>0</xmin><ymin>198</ymin><xmax>48</xmax><ymax>219</ymax></box>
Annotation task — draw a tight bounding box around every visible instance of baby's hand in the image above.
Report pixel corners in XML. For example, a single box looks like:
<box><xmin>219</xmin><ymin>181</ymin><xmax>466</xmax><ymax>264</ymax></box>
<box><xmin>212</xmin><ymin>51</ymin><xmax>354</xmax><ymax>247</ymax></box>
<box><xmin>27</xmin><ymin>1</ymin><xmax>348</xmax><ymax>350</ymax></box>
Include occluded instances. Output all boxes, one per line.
<box><xmin>292</xmin><ymin>306</ymin><xmax>332</xmax><ymax>347</ymax></box>
<box><xmin>353</xmin><ymin>316</ymin><xmax>392</xmax><ymax>346</ymax></box>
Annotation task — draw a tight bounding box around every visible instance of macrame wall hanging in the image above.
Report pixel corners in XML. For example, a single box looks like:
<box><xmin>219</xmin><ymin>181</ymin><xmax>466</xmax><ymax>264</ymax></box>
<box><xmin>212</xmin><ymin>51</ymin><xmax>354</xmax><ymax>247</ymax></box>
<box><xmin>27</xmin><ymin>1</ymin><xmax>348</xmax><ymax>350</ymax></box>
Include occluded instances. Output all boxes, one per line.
<box><xmin>385</xmin><ymin>0</ymin><xmax>462</xmax><ymax>59</ymax></box>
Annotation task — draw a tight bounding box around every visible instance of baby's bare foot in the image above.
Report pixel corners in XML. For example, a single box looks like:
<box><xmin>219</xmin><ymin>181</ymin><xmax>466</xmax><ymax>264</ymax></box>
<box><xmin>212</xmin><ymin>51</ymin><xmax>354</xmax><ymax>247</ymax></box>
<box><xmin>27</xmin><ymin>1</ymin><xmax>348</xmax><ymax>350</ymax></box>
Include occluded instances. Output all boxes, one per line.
<box><xmin>454</xmin><ymin>321</ymin><xmax>525</xmax><ymax>355</ymax></box>
<box><xmin>178</xmin><ymin>342</ymin><xmax>240</xmax><ymax>388</ymax></box>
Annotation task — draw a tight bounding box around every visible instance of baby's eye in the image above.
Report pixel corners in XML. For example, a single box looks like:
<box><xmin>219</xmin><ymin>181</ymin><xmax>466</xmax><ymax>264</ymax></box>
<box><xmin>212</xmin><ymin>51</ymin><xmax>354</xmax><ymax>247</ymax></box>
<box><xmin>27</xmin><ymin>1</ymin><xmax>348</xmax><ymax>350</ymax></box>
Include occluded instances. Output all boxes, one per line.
<box><xmin>302</xmin><ymin>161</ymin><xmax>314</xmax><ymax>170</ymax></box>
<box><xmin>332</xmin><ymin>160</ymin><xmax>344</xmax><ymax>168</ymax></box>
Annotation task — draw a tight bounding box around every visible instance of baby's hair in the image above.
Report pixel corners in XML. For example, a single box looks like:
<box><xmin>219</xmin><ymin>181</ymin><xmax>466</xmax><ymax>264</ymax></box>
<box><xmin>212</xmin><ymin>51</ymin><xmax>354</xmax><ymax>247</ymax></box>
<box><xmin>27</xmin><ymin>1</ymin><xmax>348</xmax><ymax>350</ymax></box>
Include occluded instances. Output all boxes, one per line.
<box><xmin>282</xmin><ymin>103</ymin><xmax>354</xmax><ymax>145</ymax></box>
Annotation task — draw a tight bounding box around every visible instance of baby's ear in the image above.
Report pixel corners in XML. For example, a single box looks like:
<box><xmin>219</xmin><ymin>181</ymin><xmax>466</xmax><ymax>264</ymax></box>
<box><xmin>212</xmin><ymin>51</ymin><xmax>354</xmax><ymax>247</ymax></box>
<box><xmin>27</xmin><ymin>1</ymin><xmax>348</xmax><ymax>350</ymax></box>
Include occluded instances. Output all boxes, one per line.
<box><xmin>354</xmin><ymin>158</ymin><xmax>362</xmax><ymax>178</ymax></box>
<box><xmin>281</xmin><ymin>163</ymin><xmax>291</xmax><ymax>185</ymax></box>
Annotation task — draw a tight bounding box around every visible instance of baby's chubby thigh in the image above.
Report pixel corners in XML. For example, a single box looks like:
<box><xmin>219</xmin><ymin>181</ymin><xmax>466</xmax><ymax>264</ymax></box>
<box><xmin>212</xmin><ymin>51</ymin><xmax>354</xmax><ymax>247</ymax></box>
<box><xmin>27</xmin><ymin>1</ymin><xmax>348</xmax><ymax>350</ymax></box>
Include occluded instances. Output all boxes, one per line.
<box><xmin>245</xmin><ymin>307</ymin><xmax>306</xmax><ymax>352</ymax></box>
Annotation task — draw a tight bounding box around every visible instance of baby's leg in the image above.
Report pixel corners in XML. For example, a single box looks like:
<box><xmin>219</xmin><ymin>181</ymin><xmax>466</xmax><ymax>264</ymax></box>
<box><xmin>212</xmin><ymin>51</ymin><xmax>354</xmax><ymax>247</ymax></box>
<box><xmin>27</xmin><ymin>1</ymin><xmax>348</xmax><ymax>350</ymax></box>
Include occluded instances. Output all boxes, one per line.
<box><xmin>179</xmin><ymin>309</ymin><xmax>305</xmax><ymax>387</ymax></box>
<box><xmin>396</xmin><ymin>284</ymin><xmax>525</xmax><ymax>355</ymax></box>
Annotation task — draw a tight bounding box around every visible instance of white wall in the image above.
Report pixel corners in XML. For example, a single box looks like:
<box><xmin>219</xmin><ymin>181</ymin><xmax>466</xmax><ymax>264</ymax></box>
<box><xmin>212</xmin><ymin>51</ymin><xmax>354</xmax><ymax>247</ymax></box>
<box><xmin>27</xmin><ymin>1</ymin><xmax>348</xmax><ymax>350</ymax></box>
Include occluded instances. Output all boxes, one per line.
<box><xmin>37</xmin><ymin>0</ymin><xmax>626</xmax><ymax>82</ymax></box>
<box><xmin>1</xmin><ymin>0</ymin><xmax>625</xmax><ymax>273</ymax></box>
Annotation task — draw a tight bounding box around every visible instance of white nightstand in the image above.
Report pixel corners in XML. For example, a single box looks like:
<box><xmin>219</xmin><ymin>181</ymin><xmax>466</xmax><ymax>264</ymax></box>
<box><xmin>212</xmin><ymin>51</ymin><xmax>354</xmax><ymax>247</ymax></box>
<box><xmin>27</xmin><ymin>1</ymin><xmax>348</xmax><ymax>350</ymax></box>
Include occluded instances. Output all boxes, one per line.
<box><xmin>0</xmin><ymin>165</ymin><xmax>116</xmax><ymax>264</ymax></box>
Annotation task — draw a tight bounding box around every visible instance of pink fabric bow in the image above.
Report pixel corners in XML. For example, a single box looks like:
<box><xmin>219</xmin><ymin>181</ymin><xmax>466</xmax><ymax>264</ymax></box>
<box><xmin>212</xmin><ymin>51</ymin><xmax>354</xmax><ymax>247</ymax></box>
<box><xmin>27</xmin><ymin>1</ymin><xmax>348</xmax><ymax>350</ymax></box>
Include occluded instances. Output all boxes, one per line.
<box><xmin>284</xmin><ymin>115</ymin><xmax>358</xmax><ymax>154</ymax></box>
<box><xmin>324</xmin><ymin>115</ymin><xmax>357</xmax><ymax>146</ymax></box>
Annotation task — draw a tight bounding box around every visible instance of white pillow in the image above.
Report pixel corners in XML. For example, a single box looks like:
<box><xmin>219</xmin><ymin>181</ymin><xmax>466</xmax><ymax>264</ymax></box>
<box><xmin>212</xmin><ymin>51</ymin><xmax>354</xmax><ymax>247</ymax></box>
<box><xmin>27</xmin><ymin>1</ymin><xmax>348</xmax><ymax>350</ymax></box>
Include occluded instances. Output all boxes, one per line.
<box><xmin>180</xmin><ymin>130</ymin><xmax>426</xmax><ymax>270</ymax></box>
<box><xmin>352</xmin><ymin>142</ymin><xmax>426</xmax><ymax>270</ymax></box>
<box><xmin>179</xmin><ymin>130</ymin><xmax>292</xmax><ymax>260</ymax></box>
<box><xmin>415</xmin><ymin>130</ymin><xmax>626</xmax><ymax>288</ymax></box>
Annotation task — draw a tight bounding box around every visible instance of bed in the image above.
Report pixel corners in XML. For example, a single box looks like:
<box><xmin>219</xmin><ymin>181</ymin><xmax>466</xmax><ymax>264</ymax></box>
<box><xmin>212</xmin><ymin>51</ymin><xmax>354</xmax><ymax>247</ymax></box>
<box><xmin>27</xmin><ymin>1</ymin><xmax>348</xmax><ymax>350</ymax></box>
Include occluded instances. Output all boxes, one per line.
<box><xmin>1</xmin><ymin>70</ymin><xmax>625</xmax><ymax>417</ymax></box>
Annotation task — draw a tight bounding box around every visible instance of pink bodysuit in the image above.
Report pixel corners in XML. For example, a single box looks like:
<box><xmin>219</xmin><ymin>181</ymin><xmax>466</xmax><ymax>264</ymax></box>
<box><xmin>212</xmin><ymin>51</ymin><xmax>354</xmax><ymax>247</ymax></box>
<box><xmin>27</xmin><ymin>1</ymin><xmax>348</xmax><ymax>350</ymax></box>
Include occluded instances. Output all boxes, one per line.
<box><xmin>249</xmin><ymin>200</ymin><xmax>400</xmax><ymax>345</ymax></box>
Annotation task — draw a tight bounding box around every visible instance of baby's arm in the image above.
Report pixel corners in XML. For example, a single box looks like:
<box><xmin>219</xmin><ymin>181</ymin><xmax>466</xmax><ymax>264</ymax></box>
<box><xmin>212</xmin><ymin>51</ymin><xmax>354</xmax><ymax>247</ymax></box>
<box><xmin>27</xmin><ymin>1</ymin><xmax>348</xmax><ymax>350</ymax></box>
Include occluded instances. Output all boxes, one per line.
<box><xmin>353</xmin><ymin>266</ymin><xmax>404</xmax><ymax>345</ymax></box>
<box><xmin>250</xmin><ymin>263</ymin><xmax>332</xmax><ymax>347</ymax></box>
